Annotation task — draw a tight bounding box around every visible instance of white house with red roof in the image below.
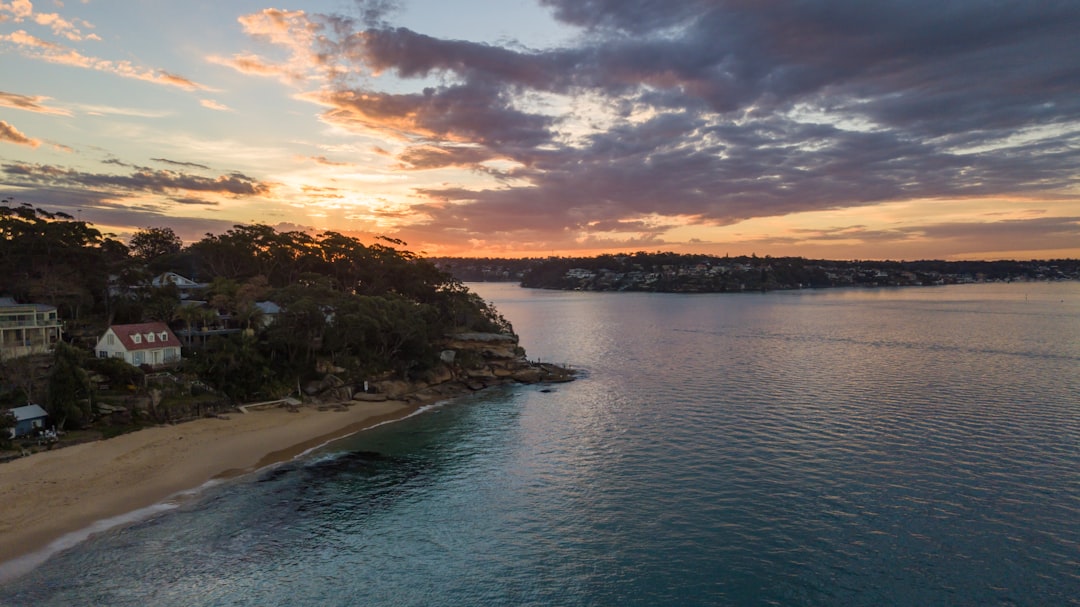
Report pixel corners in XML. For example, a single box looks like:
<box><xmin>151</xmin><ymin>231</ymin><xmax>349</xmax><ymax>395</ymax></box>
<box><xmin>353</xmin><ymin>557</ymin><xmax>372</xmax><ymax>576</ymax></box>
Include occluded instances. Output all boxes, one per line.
<box><xmin>94</xmin><ymin>322</ymin><xmax>182</xmax><ymax>368</ymax></box>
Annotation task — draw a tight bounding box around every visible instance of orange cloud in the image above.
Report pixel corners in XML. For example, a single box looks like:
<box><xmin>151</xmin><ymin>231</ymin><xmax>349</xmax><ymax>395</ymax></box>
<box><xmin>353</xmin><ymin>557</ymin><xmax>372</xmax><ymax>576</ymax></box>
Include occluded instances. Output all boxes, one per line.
<box><xmin>304</xmin><ymin>155</ymin><xmax>353</xmax><ymax>167</ymax></box>
<box><xmin>206</xmin><ymin>52</ymin><xmax>307</xmax><ymax>83</ymax></box>
<box><xmin>0</xmin><ymin>90</ymin><xmax>71</xmax><ymax>115</ymax></box>
<box><xmin>1</xmin><ymin>0</ymin><xmax>98</xmax><ymax>41</ymax></box>
<box><xmin>199</xmin><ymin>98</ymin><xmax>231</xmax><ymax>111</ymax></box>
<box><xmin>0</xmin><ymin>0</ymin><xmax>32</xmax><ymax>20</ymax></box>
<box><xmin>1</xmin><ymin>30</ymin><xmax>208</xmax><ymax>91</ymax></box>
<box><xmin>212</xmin><ymin>9</ymin><xmax>364</xmax><ymax>85</ymax></box>
<box><xmin>0</xmin><ymin>119</ymin><xmax>41</xmax><ymax>147</ymax></box>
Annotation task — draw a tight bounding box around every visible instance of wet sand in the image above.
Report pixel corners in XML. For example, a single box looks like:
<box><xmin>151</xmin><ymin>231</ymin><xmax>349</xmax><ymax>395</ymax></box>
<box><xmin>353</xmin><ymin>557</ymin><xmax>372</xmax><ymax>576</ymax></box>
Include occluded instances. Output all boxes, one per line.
<box><xmin>0</xmin><ymin>400</ymin><xmax>414</xmax><ymax>579</ymax></box>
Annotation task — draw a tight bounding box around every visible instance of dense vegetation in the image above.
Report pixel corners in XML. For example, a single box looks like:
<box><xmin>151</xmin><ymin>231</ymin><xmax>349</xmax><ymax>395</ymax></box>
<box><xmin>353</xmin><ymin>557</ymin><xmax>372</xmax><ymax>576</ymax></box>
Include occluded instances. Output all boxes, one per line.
<box><xmin>1</xmin><ymin>201</ymin><xmax>511</xmax><ymax>427</ymax></box>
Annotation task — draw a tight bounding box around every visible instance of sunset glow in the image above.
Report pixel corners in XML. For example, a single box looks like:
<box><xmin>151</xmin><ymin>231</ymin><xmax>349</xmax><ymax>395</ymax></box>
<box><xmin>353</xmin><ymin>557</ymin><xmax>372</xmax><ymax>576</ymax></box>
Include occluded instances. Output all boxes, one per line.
<box><xmin>2</xmin><ymin>0</ymin><xmax>1078</xmax><ymax>259</ymax></box>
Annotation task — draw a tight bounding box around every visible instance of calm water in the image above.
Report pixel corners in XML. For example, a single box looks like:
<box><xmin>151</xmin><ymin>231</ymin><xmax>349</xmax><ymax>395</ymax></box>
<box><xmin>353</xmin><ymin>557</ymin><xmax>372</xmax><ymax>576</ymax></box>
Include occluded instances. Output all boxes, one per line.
<box><xmin>2</xmin><ymin>282</ymin><xmax>1078</xmax><ymax>606</ymax></box>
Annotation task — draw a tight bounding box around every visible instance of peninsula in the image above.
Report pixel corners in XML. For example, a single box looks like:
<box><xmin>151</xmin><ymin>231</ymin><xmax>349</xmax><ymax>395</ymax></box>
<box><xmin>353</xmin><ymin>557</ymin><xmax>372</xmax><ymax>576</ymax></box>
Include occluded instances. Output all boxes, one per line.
<box><xmin>433</xmin><ymin>253</ymin><xmax>1080</xmax><ymax>293</ymax></box>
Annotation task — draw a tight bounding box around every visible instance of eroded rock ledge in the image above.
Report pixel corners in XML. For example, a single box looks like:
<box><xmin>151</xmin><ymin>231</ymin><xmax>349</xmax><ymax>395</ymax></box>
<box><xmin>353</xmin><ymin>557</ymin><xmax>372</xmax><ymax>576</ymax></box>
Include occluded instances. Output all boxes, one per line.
<box><xmin>303</xmin><ymin>332</ymin><xmax>576</xmax><ymax>405</ymax></box>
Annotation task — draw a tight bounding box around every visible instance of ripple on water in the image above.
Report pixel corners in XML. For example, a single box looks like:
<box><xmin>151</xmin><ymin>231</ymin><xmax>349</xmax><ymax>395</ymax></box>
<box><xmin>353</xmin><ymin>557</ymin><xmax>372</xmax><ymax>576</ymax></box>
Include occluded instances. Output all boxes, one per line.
<box><xmin>3</xmin><ymin>283</ymin><xmax>1079</xmax><ymax>607</ymax></box>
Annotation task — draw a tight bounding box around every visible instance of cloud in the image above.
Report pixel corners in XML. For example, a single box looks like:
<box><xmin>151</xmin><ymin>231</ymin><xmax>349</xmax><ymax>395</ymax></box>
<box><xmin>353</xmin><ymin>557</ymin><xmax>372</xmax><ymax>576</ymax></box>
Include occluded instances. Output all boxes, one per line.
<box><xmin>151</xmin><ymin>158</ymin><xmax>212</xmax><ymax>170</ymax></box>
<box><xmin>1</xmin><ymin>0</ymin><xmax>98</xmax><ymax>41</ymax></box>
<box><xmin>0</xmin><ymin>90</ymin><xmax>71</xmax><ymax>115</ymax></box>
<box><xmin>305</xmin><ymin>155</ymin><xmax>352</xmax><ymax>167</ymax></box>
<box><xmin>396</xmin><ymin>144</ymin><xmax>497</xmax><ymax>170</ymax></box>
<box><xmin>1</xmin><ymin>30</ymin><xmax>209</xmax><ymax>90</ymax></box>
<box><xmin>196</xmin><ymin>2</ymin><xmax>1080</xmax><ymax>253</ymax></box>
<box><xmin>71</xmin><ymin>103</ymin><xmax>172</xmax><ymax>118</ymax></box>
<box><xmin>0</xmin><ymin>119</ymin><xmax>40</xmax><ymax>147</ymax></box>
<box><xmin>170</xmin><ymin>196</ymin><xmax>220</xmax><ymax>206</ymax></box>
<box><xmin>352</xmin><ymin>0</ymin><xmax>401</xmax><ymax>29</ymax></box>
<box><xmin>308</xmin><ymin>83</ymin><xmax>555</xmax><ymax>147</ymax></box>
<box><xmin>207</xmin><ymin>9</ymin><xmax>349</xmax><ymax>85</ymax></box>
<box><xmin>2</xmin><ymin>161</ymin><xmax>272</xmax><ymax>196</ymax></box>
<box><xmin>0</xmin><ymin>0</ymin><xmax>33</xmax><ymax>20</ymax></box>
<box><xmin>21</xmin><ymin>0</ymin><xmax>1067</xmax><ymax>254</ymax></box>
<box><xmin>199</xmin><ymin>98</ymin><xmax>231</xmax><ymax>111</ymax></box>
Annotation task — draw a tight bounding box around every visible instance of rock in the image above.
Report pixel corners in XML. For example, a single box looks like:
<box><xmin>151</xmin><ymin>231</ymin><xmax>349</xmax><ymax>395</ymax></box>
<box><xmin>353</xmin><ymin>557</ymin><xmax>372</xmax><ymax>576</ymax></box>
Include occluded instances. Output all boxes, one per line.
<box><xmin>511</xmin><ymin>368</ymin><xmax>542</xmax><ymax>383</ymax></box>
<box><xmin>373</xmin><ymin>379</ymin><xmax>411</xmax><ymax>399</ymax></box>
<box><xmin>353</xmin><ymin>392</ymin><xmax>388</xmax><ymax>402</ymax></box>
<box><xmin>321</xmin><ymin>374</ymin><xmax>345</xmax><ymax>389</ymax></box>
<box><xmin>427</xmin><ymin>366</ymin><xmax>454</xmax><ymax>385</ymax></box>
<box><xmin>327</xmin><ymin>386</ymin><xmax>352</xmax><ymax>402</ymax></box>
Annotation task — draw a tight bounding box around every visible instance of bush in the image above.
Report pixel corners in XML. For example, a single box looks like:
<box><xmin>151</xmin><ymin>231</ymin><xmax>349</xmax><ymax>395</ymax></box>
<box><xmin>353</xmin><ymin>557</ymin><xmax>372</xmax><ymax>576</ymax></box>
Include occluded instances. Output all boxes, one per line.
<box><xmin>86</xmin><ymin>356</ymin><xmax>145</xmax><ymax>388</ymax></box>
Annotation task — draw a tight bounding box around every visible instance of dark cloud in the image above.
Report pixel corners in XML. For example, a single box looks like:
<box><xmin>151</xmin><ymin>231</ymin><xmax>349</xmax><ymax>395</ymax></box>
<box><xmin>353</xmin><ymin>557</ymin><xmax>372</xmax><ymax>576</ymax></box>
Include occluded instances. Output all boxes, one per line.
<box><xmin>351</xmin><ymin>0</ymin><xmax>402</xmax><ymax>29</ymax></box>
<box><xmin>911</xmin><ymin>216</ymin><xmax>1080</xmax><ymax>245</ymax></box>
<box><xmin>741</xmin><ymin>216</ymin><xmax>1080</xmax><ymax>258</ymax></box>
<box><xmin>397</xmin><ymin>144</ymin><xmax>496</xmax><ymax>170</ymax></box>
<box><xmin>0</xmin><ymin>184</ymin><xmax>236</xmax><ymax>240</ymax></box>
<box><xmin>2</xmin><ymin>162</ymin><xmax>271</xmax><ymax>196</ymax></box>
<box><xmin>318</xmin><ymin>81</ymin><xmax>555</xmax><ymax>148</ymax></box>
<box><xmin>300</xmin><ymin>0</ymin><xmax>1080</xmax><ymax>247</ymax></box>
<box><xmin>152</xmin><ymin>158</ymin><xmax>212</xmax><ymax>170</ymax></box>
<box><xmin>170</xmin><ymin>196</ymin><xmax>219</xmax><ymax>206</ymax></box>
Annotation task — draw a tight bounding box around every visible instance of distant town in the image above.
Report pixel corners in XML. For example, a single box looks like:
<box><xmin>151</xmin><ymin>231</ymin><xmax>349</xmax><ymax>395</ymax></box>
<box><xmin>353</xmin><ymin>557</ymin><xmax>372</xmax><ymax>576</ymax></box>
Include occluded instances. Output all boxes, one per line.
<box><xmin>433</xmin><ymin>254</ymin><xmax>1080</xmax><ymax>293</ymax></box>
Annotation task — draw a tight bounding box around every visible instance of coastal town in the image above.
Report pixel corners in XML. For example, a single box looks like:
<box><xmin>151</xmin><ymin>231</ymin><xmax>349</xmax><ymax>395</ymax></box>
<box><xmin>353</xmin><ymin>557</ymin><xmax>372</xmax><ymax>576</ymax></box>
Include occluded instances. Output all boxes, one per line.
<box><xmin>435</xmin><ymin>254</ymin><xmax>1080</xmax><ymax>293</ymax></box>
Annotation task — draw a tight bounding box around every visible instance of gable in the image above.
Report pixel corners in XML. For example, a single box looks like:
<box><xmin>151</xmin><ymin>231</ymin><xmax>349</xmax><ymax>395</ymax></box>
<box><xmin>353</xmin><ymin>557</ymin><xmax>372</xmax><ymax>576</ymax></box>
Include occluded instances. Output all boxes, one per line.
<box><xmin>103</xmin><ymin>323</ymin><xmax>182</xmax><ymax>351</ymax></box>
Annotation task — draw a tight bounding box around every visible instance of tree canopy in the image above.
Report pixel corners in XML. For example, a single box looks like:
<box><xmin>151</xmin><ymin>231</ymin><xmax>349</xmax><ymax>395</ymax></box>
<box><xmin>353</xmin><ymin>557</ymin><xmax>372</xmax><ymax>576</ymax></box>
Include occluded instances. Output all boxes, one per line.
<box><xmin>2</xmin><ymin>202</ymin><xmax>513</xmax><ymax>403</ymax></box>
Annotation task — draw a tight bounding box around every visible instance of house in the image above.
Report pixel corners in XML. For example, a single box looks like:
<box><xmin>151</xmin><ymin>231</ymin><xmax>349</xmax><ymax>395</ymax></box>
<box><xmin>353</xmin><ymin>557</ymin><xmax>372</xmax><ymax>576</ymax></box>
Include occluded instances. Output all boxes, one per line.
<box><xmin>151</xmin><ymin>272</ymin><xmax>207</xmax><ymax>300</ymax></box>
<box><xmin>254</xmin><ymin>301</ymin><xmax>281</xmax><ymax>327</ymax></box>
<box><xmin>94</xmin><ymin>322</ymin><xmax>182</xmax><ymax>368</ymax></box>
<box><xmin>0</xmin><ymin>297</ymin><xmax>62</xmax><ymax>360</ymax></box>
<box><xmin>7</xmin><ymin>403</ymin><xmax>48</xmax><ymax>438</ymax></box>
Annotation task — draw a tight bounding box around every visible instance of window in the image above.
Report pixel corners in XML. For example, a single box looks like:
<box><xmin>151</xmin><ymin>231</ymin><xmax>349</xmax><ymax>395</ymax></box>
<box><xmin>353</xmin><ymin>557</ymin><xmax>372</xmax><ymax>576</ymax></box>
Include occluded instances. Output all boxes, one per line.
<box><xmin>99</xmin><ymin>351</ymin><xmax>108</xmax><ymax>358</ymax></box>
<box><xmin>132</xmin><ymin>333</ymin><xmax>141</xmax><ymax>344</ymax></box>
<box><xmin>160</xmin><ymin>331</ymin><xmax>168</xmax><ymax>341</ymax></box>
<box><xmin>107</xmin><ymin>334</ymin><xmax>115</xmax><ymax>345</ymax></box>
<box><xmin>146</xmin><ymin>332</ymin><xmax>155</xmax><ymax>343</ymax></box>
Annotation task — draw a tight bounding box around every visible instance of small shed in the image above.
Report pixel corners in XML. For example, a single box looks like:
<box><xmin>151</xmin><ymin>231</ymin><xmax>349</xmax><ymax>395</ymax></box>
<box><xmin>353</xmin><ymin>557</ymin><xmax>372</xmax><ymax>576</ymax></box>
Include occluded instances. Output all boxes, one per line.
<box><xmin>7</xmin><ymin>404</ymin><xmax>49</xmax><ymax>438</ymax></box>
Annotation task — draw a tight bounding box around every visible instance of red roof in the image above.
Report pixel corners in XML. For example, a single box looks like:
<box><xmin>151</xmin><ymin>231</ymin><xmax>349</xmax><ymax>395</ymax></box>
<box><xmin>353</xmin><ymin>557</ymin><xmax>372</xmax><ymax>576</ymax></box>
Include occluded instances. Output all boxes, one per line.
<box><xmin>109</xmin><ymin>322</ymin><xmax>182</xmax><ymax>351</ymax></box>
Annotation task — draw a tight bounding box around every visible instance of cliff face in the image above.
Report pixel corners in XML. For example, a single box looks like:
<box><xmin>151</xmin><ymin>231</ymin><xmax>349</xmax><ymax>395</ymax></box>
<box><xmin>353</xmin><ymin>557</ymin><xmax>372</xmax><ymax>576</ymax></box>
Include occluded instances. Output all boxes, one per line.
<box><xmin>307</xmin><ymin>332</ymin><xmax>575</xmax><ymax>405</ymax></box>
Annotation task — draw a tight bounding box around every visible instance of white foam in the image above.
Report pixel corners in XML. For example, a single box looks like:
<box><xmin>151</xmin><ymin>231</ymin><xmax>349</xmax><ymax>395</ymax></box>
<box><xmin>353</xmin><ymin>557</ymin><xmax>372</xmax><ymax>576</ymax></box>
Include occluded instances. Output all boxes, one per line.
<box><xmin>0</xmin><ymin>501</ymin><xmax>177</xmax><ymax>584</ymax></box>
<box><xmin>0</xmin><ymin>402</ymin><xmax>446</xmax><ymax>584</ymax></box>
<box><xmin>291</xmin><ymin>399</ymin><xmax>450</xmax><ymax>461</ymax></box>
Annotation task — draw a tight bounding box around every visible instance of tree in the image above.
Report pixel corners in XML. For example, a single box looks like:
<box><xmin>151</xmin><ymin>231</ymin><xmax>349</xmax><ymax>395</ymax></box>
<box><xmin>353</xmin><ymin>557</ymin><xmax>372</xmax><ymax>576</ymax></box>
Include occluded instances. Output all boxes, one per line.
<box><xmin>0</xmin><ymin>409</ymin><xmax>15</xmax><ymax>448</ymax></box>
<box><xmin>0</xmin><ymin>201</ymin><xmax>127</xmax><ymax>319</ymax></box>
<box><xmin>129</xmin><ymin>227</ymin><xmax>182</xmax><ymax>260</ymax></box>
<box><xmin>46</xmin><ymin>342</ymin><xmax>93</xmax><ymax>430</ymax></box>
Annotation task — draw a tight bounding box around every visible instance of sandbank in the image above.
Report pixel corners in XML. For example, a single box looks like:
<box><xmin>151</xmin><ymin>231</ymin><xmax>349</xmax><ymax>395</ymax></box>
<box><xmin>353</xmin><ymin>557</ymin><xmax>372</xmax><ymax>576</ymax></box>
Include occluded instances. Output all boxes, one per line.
<box><xmin>0</xmin><ymin>399</ymin><xmax>414</xmax><ymax>581</ymax></box>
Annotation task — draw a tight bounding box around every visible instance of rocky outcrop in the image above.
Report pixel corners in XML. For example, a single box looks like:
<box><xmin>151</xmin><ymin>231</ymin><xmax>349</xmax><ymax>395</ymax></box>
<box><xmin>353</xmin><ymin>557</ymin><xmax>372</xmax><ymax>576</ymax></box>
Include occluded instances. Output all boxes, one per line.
<box><xmin>303</xmin><ymin>332</ymin><xmax>576</xmax><ymax>404</ymax></box>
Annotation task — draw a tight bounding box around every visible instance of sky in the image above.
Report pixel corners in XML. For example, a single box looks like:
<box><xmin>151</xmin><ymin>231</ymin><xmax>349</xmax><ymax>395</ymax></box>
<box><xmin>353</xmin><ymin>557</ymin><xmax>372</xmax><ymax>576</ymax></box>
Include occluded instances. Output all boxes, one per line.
<box><xmin>2</xmin><ymin>0</ymin><xmax>1079</xmax><ymax>260</ymax></box>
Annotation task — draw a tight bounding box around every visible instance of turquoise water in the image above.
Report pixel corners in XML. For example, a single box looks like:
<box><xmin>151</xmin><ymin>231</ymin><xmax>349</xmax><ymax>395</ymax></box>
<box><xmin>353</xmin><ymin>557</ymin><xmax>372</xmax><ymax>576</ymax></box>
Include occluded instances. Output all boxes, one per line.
<box><xmin>2</xmin><ymin>282</ymin><xmax>1079</xmax><ymax>606</ymax></box>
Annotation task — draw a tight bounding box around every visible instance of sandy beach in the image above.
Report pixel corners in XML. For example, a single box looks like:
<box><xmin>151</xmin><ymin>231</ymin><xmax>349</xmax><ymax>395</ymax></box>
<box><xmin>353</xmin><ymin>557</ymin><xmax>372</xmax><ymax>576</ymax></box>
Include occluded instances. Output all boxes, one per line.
<box><xmin>0</xmin><ymin>400</ymin><xmax>414</xmax><ymax>579</ymax></box>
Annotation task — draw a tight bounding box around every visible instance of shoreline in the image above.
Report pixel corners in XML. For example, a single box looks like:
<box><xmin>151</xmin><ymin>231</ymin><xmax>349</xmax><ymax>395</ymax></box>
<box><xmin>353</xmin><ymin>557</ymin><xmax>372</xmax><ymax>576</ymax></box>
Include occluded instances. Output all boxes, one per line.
<box><xmin>0</xmin><ymin>398</ymin><xmax>424</xmax><ymax>583</ymax></box>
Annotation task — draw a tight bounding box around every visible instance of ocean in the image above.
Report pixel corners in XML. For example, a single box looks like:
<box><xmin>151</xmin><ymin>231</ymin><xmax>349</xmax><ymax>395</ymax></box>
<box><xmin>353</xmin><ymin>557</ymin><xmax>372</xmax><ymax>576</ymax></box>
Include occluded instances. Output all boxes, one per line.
<box><xmin>2</xmin><ymin>282</ymin><xmax>1078</xmax><ymax>606</ymax></box>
